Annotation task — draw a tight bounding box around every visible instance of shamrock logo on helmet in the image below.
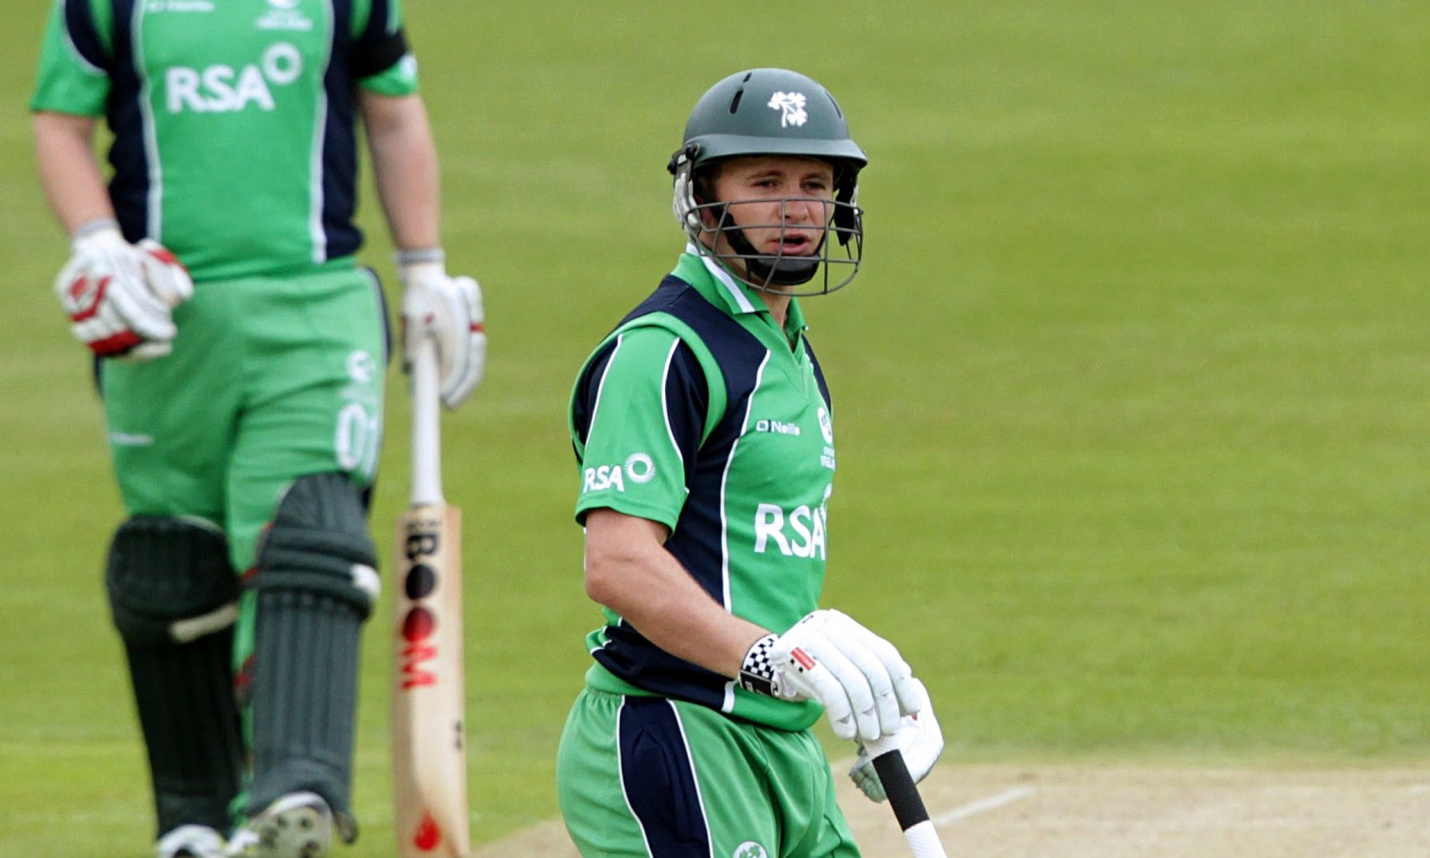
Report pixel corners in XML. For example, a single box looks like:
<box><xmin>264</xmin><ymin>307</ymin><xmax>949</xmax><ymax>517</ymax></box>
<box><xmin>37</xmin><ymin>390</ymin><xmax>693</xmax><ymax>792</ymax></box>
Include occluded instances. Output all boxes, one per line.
<box><xmin>767</xmin><ymin>92</ymin><xmax>808</xmax><ymax>128</ymax></box>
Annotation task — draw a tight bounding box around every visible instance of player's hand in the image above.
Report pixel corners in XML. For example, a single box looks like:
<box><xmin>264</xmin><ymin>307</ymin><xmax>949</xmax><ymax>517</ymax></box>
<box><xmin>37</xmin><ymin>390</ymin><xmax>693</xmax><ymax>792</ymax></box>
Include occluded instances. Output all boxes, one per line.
<box><xmin>399</xmin><ymin>254</ymin><xmax>486</xmax><ymax>408</ymax></box>
<box><xmin>741</xmin><ymin>609</ymin><xmax>927</xmax><ymax>741</ymax></box>
<box><xmin>54</xmin><ymin>220</ymin><xmax>193</xmax><ymax>360</ymax></box>
<box><xmin>849</xmin><ymin>679</ymin><xmax>943</xmax><ymax>802</ymax></box>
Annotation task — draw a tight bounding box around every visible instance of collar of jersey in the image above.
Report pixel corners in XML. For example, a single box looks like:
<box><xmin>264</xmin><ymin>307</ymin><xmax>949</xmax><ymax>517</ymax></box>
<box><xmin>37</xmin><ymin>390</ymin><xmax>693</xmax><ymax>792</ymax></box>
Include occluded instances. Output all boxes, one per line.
<box><xmin>675</xmin><ymin>245</ymin><xmax>809</xmax><ymax>337</ymax></box>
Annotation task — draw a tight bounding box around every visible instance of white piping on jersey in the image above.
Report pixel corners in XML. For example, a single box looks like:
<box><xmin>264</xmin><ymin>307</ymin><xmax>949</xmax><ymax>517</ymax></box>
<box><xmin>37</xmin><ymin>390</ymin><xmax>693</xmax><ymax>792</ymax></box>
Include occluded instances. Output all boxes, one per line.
<box><xmin>587</xmin><ymin>333</ymin><xmax>625</xmax><ymax>453</ymax></box>
<box><xmin>689</xmin><ymin>242</ymin><xmax>758</xmax><ymax>314</ymax></box>
<box><xmin>133</xmin><ymin>3</ymin><xmax>164</xmax><ymax>240</ymax></box>
<box><xmin>658</xmin><ymin>338</ymin><xmax>689</xmax><ymax>481</ymax></box>
<box><xmin>308</xmin><ymin>0</ymin><xmax>336</xmax><ymax>263</ymax></box>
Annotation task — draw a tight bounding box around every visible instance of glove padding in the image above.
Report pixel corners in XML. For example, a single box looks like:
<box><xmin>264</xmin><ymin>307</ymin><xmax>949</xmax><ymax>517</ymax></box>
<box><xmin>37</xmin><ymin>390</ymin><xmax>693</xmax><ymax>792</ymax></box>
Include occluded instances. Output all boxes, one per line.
<box><xmin>54</xmin><ymin>223</ymin><xmax>193</xmax><ymax>360</ymax></box>
<box><xmin>761</xmin><ymin>609</ymin><xmax>927</xmax><ymax>742</ymax></box>
<box><xmin>849</xmin><ymin>679</ymin><xmax>943</xmax><ymax>802</ymax></box>
<box><xmin>399</xmin><ymin>259</ymin><xmax>486</xmax><ymax>408</ymax></box>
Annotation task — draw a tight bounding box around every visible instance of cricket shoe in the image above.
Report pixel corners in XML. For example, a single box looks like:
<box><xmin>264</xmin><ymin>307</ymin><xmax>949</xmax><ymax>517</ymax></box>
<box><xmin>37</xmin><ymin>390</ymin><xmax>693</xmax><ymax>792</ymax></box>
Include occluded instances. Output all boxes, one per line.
<box><xmin>226</xmin><ymin>791</ymin><xmax>332</xmax><ymax>858</ymax></box>
<box><xmin>156</xmin><ymin>824</ymin><xmax>227</xmax><ymax>858</ymax></box>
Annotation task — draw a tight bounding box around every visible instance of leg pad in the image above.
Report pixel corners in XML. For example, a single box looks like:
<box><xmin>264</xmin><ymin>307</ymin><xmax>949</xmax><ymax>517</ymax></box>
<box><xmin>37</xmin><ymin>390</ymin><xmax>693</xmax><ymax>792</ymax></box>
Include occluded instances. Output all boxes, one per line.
<box><xmin>247</xmin><ymin>473</ymin><xmax>379</xmax><ymax>834</ymax></box>
<box><xmin>105</xmin><ymin>517</ymin><xmax>244</xmax><ymax>837</ymax></box>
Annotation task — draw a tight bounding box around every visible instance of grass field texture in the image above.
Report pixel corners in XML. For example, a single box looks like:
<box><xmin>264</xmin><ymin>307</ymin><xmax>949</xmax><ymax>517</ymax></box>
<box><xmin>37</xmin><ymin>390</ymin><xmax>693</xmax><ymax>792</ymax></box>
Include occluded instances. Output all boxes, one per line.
<box><xmin>2</xmin><ymin>1</ymin><xmax>1427</xmax><ymax>855</ymax></box>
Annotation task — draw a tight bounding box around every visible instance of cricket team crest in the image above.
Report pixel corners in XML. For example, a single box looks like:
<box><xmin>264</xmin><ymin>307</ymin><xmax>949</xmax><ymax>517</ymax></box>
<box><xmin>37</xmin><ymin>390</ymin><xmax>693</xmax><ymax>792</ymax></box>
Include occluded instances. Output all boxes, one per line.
<box><xmin>767</xmin><ymin>91</ymin><xmax>808</xmax><ymax>128</ymax></box>
<box><xmin>734</xmin><ymin>842</ymin><xmax>769</xmax><ymax>858</ymax></box>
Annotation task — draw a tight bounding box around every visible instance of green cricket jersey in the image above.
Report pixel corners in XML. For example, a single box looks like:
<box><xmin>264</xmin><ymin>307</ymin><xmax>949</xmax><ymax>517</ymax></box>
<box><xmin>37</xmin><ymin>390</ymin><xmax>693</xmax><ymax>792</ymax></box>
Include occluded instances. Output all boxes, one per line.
<box><xmin>31</xmin><ymin>0</ymin><xmax>419</xmax><ymax>281</ymax></box>
<box><xmin>569</xmin><ymin>250</ymin><xmax>838</xmax><ymax>731</ymax></box>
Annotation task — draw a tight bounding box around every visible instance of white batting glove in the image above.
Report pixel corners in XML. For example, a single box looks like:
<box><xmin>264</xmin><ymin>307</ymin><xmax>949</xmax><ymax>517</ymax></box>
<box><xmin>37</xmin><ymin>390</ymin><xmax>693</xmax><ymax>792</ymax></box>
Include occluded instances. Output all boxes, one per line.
<box><xmin>740</xmin><ymin>609</ymin><xmax>927</xmax><ymax>742</ymax></box>
<box><xmin>54</xmin><ymin>220</ymin><xmax>193</xmax><ymax>360</ymax></box>
<box><xmin>398</xmin><ymin>249</ymin><xmax>486</xmax><ymax>408</ymax></box>
<box><xmin>849</xmin><ymin>679</ymin><xmax>944</xmax><ymax>802</ymax></box>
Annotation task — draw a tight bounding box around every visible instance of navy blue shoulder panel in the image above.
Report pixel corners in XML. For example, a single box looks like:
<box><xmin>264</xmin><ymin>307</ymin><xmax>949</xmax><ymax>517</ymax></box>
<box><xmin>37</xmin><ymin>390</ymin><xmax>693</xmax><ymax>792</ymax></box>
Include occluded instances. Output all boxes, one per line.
<box><xmin>352</xmin><ymin>0</ymin><xmax>410</xmax><ymax>78</ymax></box>
<box><xmin>63</xmin><ymin>0</ymin><xmax>110</xmax><ymax>69</ymax></box>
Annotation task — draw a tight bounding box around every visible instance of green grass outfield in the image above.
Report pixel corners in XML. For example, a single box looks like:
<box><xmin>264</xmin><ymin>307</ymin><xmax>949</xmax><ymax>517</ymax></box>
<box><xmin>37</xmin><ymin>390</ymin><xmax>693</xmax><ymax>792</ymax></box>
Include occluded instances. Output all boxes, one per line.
<box><xmin>3</xmin><ymin>1</ymin><xmax>1428</xmax><ymax>854</ymax></box>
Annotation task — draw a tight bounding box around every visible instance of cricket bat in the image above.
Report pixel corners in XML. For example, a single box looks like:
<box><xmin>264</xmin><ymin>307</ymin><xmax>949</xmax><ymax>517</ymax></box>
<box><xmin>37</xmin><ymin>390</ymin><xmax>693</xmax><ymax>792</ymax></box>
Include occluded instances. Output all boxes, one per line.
<box><xmin>392</xmin><ymin>340</ymin><xmax>471</xmax><ymax>857</ymax></box>
<box><xmin>865</xmin><ymin>734</ymin><xmax>948</xmax><ymax>858</ymax></box>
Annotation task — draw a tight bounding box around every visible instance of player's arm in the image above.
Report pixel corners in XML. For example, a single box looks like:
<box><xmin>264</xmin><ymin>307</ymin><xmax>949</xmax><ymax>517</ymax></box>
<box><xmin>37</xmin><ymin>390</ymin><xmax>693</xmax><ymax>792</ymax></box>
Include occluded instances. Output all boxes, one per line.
<box><xmin>361</xmin><ymin>91</ymin><xmax>440</xmax><ymax>252</ymax></box>
<box><xmin>583</xmin><ymin>508</ymin><xmax>769</xmax><ymax>678</ymax></box>
<box><xmin>34</xmin><ymin>111</ymin><xmax>192</xmax><ymax>359</ymax></box>
<box><xmin>33</xmin><ymin>111</ymin><xmax>114</xmax><ymax>234</ymax></box>
<box><xmin>363</xmin><ymin>91</ymin><xmax>485</xmax><ymax>407</ymax></box>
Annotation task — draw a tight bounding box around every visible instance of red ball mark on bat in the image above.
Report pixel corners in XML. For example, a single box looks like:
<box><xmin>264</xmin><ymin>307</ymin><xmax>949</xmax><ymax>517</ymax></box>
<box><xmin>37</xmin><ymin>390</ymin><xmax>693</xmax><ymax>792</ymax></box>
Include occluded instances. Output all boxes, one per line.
<box><xmin>403</xmin><ymin>606</ymin><xmax>436</xmax><ymax>642</ymax></box>
<box><xmin>413</xmin><ymin>811</ymin><xmax>443</xmax><ymax>851</ymax></box>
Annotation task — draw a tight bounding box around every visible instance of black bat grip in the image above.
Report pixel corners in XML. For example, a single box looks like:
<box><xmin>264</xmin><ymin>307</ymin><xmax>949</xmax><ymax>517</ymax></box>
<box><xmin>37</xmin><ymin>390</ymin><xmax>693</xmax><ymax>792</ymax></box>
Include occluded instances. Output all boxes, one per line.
<box><xmin>869</xmin><ymin>742</ymin><xmax>931</xmax><ymax>831</ymax></box>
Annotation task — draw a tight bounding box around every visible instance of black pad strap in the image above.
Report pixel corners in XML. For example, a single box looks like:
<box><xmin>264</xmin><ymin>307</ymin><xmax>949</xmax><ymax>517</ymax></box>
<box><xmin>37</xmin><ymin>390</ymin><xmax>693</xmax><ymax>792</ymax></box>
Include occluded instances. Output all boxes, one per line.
<box><xmin>107</xmin><ymin>516</ymin><xmax>238</xmax><ymax>646</ymax></box>
<box><xmin>255</xmin><ymin>473</ymin><xmax>379</xmax><ymax>617</ymax></box>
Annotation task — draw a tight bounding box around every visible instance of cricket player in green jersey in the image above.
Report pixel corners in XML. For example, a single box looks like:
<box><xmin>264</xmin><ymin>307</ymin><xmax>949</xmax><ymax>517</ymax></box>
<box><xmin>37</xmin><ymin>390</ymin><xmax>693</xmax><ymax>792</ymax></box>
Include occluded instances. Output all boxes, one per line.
<box><xmin>31</xmin><ymin>1</ymin><xmax>485</xmax><ymax>856</ymax></box>
<box><xmin>557</xmin><ymin>68</ymin><xmax>946</xmax><ymax>857</ymax></box>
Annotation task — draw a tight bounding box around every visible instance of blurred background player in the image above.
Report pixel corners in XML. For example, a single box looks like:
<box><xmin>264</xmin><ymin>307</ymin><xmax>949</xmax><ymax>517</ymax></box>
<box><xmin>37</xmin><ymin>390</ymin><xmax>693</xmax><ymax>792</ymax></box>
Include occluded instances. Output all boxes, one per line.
<box><xmin>556</xmin><ymin>68</ymin><xmax>943</xmax><ymax>856</ymax></box>
<box><xmin>31</xmin><ymin>1</ymin><xmax>484</xmax><ymax>856</ymax></box>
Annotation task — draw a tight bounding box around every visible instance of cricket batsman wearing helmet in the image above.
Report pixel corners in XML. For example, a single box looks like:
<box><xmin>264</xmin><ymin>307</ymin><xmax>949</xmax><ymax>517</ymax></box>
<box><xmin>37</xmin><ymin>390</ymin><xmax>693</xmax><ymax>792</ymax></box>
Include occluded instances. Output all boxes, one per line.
<box><xmin>557</xmin><ymin>68</ymin><xmax>944</xmax><ymax>856</ymax></box>
<box><xmin>31</xmin><ymin>1</ymin><xmax>485</xmax><ymax>856</ymax></box>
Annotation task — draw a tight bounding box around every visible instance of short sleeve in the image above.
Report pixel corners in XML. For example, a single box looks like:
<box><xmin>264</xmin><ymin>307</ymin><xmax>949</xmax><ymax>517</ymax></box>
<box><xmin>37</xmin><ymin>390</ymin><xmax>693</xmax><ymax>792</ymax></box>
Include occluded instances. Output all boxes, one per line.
<box><xmin>571</xmin><ymin>327</ymin><xmax>709</xmax><ymax>529</ymax></box>
<box><xmin>30</xmin><ymin>0</ymin><xmax>112</xmax><ymax>116</ymax></box>
<box><xmin>354</xmin><ymin>0</ymin><xmax>419</xmax><ymax>95</ymax></box>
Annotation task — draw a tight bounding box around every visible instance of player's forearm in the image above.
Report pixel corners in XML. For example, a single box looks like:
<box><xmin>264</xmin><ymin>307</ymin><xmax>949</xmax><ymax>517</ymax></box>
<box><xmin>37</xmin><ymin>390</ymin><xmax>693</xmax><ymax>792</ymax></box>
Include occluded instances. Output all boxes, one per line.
<box><xmin>362</xmin><ymin>92</ymin><xmax>442</xmax><ymax>251</ymax></box>
<box><xmin>583</xmin><ymin>509</ymin><xmax>767</xmax><ymax>678</ymax></box>
<box><xmin>33</xmin><ymin>111</ymin><xmax>115</xmax><ymax>236</ymax></box>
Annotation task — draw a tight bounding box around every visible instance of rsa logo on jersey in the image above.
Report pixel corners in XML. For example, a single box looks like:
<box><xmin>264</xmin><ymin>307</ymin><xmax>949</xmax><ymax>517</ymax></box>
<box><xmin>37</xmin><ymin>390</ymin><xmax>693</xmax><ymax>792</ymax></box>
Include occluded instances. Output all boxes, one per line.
<box><xmin>163</xmin><ymin>42</ymin><xmax>303</xmax><ymax>114</ymax></box>
<box><xmin>582</xmin><ymin>452</ymin><xmax>657</xmax><ymax>494</ymax></box>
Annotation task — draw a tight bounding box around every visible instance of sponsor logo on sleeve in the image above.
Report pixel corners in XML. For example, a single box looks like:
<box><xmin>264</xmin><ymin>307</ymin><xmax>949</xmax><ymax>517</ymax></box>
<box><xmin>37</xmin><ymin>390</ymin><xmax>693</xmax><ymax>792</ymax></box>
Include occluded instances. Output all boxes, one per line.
<box><xmin>582</xmin><ymin>453</ymin><xmax>655</xmax><ymax>494</ymax></box>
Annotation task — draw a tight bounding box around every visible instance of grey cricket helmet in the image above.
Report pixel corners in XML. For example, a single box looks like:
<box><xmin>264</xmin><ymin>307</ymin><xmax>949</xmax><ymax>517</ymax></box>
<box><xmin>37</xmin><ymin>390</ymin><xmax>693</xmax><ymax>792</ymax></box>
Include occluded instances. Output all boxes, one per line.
<box><xmin>668</xmin><ymin>68</ymin><xmax>867</xmax><ymax>294</ymax></box>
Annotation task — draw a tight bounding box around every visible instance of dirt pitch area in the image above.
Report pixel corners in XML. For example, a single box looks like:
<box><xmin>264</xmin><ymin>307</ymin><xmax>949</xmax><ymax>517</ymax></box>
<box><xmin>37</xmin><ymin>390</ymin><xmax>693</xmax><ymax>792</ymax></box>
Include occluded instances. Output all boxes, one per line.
<box><xmin>475</xmin><ymin>761</ymin><xmax>1430</xmax><ymax>856</ymax></box>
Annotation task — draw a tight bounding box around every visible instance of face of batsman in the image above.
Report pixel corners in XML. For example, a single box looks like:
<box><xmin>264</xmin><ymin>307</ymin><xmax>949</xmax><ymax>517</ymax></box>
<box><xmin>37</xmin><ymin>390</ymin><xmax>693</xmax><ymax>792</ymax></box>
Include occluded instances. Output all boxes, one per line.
<box><xmin>669</xmin><ymin>68</ymin><xmax>867</xmax><ymax>295</ymax></box>
<box><xmin>695</xmin><ymin>155</ymin><xmax>839</xmax><ymax>290</ymax></box>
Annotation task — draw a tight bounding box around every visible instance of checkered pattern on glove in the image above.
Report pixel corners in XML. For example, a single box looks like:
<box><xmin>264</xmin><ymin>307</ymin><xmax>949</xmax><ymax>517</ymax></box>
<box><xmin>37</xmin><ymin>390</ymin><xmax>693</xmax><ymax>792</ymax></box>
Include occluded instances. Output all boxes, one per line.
<box><xmin>738</xmin><ymin>633</ymin><xmax>780</xmax><ymax>696</ymax></box>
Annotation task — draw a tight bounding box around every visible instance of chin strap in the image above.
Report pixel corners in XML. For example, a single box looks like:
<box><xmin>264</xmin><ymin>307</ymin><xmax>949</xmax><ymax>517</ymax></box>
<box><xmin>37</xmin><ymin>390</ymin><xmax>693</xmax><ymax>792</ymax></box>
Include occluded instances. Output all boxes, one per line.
<box><xmin>725</xmin><ymin>226</ymin><xmax>823</xmax><ymax>287</ymax></box>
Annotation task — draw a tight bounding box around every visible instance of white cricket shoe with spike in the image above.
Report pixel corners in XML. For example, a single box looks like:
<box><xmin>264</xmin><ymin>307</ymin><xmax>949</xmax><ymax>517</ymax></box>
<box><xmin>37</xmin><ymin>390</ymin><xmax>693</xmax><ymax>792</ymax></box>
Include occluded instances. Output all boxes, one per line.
<box><xmin>226</xmin><ymin>791</ymin><xmax>332</xmax><ymax>858</ymax></box>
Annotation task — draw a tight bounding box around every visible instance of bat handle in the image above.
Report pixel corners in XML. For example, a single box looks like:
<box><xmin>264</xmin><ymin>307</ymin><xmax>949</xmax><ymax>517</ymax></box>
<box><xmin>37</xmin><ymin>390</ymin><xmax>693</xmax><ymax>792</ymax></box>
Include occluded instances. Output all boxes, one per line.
<box><xmin>866</xmin><ymin>734</ymin><xmax>949</xmax><ymax>858</ymax></box>
<box><xmin>409</xmin><ymin>338</ymin><xmax>444</xmax><ymax>505</ymax></box>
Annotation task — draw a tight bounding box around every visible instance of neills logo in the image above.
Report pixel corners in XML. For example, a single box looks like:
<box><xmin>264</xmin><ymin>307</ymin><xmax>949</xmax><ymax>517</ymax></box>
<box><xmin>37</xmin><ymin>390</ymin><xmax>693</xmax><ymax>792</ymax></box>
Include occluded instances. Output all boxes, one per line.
<box><xmin>399</xmin><ymin>520</ymin><xmax>444</xmax><ymax>688</ymax></box>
